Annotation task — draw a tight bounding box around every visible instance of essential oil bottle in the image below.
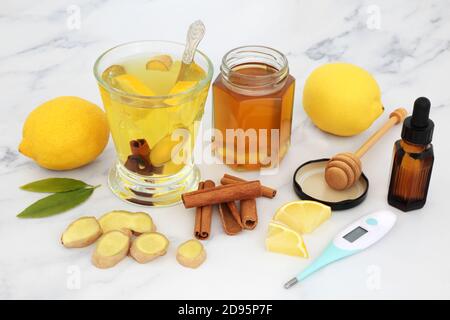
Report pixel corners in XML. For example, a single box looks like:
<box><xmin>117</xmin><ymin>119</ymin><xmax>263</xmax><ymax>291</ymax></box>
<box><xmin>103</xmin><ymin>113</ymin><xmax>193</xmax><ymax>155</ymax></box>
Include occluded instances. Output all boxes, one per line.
<box><xmin>387</xmin><ymin>97</ymin><xmax>434</xmax><ymax>212</ymax></box>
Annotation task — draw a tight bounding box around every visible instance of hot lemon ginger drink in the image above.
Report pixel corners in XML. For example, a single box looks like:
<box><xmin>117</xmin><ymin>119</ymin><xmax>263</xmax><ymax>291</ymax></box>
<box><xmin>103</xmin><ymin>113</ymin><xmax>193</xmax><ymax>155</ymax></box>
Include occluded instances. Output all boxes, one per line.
<box><xmin>94</xmin><ymin>40</ymin><xmax>213</xmax><ymax>206</ymax></box>
<box><xmin>100</xmin><ymin>54</ymin><xmax>208</xmax><ymax>177</ymax></box>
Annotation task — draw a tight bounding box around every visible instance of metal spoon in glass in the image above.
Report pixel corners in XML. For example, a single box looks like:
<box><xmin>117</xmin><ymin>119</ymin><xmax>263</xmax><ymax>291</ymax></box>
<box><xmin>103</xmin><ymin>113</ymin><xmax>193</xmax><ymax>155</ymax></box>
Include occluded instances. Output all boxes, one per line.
<box><xmin>176</xmin><ymin>20</ymin><xmax>206</xmax><ymax>82</ymax></box>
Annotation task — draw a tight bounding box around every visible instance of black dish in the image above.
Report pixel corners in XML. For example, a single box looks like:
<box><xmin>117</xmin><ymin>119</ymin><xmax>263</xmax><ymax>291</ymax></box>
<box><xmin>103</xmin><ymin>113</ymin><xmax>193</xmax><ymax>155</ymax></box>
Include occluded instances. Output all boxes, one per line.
<box><xmin>293</xmin><ymin>158</ymin><xmax>369</xmax><ymax>211</ymax></box>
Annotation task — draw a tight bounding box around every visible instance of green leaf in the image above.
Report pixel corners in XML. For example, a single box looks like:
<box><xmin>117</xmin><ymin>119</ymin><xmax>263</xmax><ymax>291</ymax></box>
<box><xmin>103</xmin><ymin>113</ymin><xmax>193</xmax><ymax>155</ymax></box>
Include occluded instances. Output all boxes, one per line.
<box><xmin>20</xmin><ymin>178</ymin><xmax>90</xmax><ymax>193</ymax></box>
<box><xmin>17</xmin><ymin>187</ymin><xmax>97</xmax><ymax>219</ymax></box>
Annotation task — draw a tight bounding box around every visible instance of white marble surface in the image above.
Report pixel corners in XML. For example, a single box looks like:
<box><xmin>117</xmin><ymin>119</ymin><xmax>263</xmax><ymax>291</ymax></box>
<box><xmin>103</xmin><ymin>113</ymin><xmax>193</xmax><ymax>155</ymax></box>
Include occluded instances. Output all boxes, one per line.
<box><xmin>1</xmin><ymin>0</ymin><xmax>449</xmax><ymax>300</ymax></box>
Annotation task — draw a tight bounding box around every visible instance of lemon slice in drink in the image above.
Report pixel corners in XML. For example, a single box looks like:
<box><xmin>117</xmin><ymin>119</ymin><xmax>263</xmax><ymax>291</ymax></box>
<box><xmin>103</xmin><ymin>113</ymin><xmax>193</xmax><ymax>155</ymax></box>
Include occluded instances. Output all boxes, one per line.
<box><xmin>266</xmin><ymin>222</ymin><xmax>309</xmax><ymax>258</ymax></box>
<box><xmin>273</xmin><ymin>200</ymin><xmax>331</xmax><ymax>234</ymax></box>
<box><xmin>184</xmin><ymin>63</ymin><xmax>206</xmax><ymax>81</ymax></box>
<box><xmin>164</xmin><ymin>81</ymin><xmax>197</xmax><ymax>106</ymax></box>
<box><xmin>113</xmin><ymin>74</ymin><xmax>156</xmax><ymax>96</ymax></box>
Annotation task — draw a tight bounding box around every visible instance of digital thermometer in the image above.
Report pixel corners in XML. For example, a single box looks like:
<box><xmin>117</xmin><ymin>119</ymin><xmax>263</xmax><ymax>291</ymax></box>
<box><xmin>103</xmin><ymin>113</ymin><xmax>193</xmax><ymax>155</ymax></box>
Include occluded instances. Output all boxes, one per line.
<box><xmin>284</xmin><ymin>210</ymin><xmax>397</xmax><ymax>289</ymax></box>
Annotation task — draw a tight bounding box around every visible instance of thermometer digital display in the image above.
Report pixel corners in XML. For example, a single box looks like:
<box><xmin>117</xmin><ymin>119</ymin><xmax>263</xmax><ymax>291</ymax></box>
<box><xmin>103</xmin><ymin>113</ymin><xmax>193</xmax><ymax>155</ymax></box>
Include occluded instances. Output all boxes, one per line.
<box><xmin>343</xmin><ymin>226</ymin><xmax>368</xmax><ymax>243</ymax></box>
<box><xmin>284</xmin><ymin>210</ymin><xmax>397</xmax><ymax>289</ymax></box>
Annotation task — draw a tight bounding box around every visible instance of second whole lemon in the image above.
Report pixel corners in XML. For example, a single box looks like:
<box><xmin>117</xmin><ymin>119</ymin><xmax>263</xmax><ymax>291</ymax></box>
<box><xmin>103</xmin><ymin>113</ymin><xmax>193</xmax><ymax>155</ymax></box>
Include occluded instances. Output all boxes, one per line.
<box><xmin>303</xmin><ymin>63</ymin><xmax>384</xmax><ymax>136</ymax></box>
<box><xmin>19</xmin><ymin>96</ymin><xmax>109</xmax><ymax>170</ymax></box>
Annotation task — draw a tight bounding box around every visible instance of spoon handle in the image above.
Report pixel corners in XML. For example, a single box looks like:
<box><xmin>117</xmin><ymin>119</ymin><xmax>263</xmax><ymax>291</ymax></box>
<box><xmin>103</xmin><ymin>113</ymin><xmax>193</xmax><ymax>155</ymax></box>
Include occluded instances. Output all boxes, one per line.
<box><xmin>181</xmin><ymin>20</ymin><xmax>205</xmax><ymax>64</ymax></box>
<box><xmin>354</xmin><ymin>108</ymin><xmax>407</xmax><ymax>159</ymax></box>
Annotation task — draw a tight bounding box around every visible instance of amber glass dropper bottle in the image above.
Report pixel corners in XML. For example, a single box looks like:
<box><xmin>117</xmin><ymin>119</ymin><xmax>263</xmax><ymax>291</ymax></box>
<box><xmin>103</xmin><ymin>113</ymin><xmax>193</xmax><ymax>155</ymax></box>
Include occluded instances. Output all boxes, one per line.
<box><xmin>387</xmin><ymin>97</ymin><xmax>434</xmax><ymax>212</ymax></box>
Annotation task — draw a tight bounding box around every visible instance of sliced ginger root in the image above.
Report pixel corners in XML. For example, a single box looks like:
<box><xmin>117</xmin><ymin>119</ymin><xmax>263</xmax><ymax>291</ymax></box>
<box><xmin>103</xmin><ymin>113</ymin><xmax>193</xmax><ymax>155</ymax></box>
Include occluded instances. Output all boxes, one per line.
<box><xmin>61</xmin><ymin>216</ymin><xmax>102</xmax><ymax>248</ymax></box>
<box><xmin>176</xmin><ymin>239</ymin><xmax>206</xmax><ymax>269</ymax></box>
<box><xmin>130</xmin><ymin>232</ymin><xmax>169</xmax><ymax>263</ymax></box>
<box><xmin>91</xmin><ymin>230</ymin><xmax>130</xmax><ymax>269</ymax></box>
<box><xmin>146</xmin><ymin>55</ymin><xmax>173</xmax><ymax>71</ymax></box>
<box><xmin>99</xmin><ymin>211</ymin><xmax>155</xmax><ymax>235</ymax></box>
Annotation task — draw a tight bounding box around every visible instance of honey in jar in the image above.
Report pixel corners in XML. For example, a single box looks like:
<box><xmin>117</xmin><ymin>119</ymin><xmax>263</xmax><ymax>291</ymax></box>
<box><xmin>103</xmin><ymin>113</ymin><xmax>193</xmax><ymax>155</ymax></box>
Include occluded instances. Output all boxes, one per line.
<box><xmin>212</xmin><ymin>46</ymin><xmax>295</xmax><ymax>171</ymax></box>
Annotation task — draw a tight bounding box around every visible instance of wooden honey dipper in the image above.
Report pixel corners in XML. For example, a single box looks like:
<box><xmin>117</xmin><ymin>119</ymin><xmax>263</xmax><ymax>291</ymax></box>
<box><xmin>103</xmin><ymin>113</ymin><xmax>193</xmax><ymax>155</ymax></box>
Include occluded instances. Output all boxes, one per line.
<box><xmin>325</xmin><ymin>108</ymin><xmax>408</xmax><ymax>190</ymax></box>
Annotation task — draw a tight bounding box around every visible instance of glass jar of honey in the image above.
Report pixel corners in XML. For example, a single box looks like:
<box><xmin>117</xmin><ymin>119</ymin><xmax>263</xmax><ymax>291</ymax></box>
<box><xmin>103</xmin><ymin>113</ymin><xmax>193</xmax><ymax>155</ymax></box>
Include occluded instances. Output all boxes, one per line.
<box><xmin>212</xmin><ymin>46</ymin><xmax>295</xmax><ymax>171</ymax></box>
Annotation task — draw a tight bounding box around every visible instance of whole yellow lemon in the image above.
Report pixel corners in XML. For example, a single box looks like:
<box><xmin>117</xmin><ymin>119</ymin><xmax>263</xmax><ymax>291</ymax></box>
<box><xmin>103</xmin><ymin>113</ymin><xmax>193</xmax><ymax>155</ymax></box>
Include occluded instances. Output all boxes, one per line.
<box><xmin>19</xmin><ymin>96</ymin><xmax>109</xmax><ymax>170</ymax></box>
<box><xmin>303</xmin><ymin>63</ymin><xmax>384</xmax><ymax>136</ymax></box>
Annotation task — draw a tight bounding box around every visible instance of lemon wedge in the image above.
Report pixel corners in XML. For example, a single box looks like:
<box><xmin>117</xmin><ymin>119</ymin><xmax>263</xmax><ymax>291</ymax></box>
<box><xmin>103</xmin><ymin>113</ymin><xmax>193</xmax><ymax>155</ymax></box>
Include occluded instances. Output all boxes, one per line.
<box><xmin>164</xmin><ymin>81</ymin><xmax>197</xmax><ymax>105</ymax></box>
<box><xmin>113</xmin><ymin>74</ymin><xmax>156</xmax><ymax>96</ymax></box>
<box><xmin>266</xmin><ymin>222</ymin><xmax>309</xmax><ymax>258</ymax></box>
<box><xmin>273</xmin><ymin>200</ymin><xmax>331</xmax><ymax>234</ymax></box>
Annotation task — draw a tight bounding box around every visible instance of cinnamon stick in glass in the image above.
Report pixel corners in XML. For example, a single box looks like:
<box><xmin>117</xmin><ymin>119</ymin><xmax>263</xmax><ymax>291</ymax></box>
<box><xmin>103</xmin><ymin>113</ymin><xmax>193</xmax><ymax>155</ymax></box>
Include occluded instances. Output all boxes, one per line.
<box><xmin>221</xmin><ymin>174</ymin><xmax>276</xmax><ymax>198</ymax></box>
<box><xmin>194</xmin><ymin>180</ymin><xmax>215</xmax><ymax>240</ymax></box>
<box><xmin>125</xmin><ymin>139</ymin><xmax>154</xmax><ymax>174</ymax></box>
<box><xmin>181</xmin><ymin>181</ymin><xmax>262</xmax><ymax>208</ymax></box>
<box><xmin>130</xmin><ymin>139</ymin><xmax>150</xmax><ymax>159</ymax></box>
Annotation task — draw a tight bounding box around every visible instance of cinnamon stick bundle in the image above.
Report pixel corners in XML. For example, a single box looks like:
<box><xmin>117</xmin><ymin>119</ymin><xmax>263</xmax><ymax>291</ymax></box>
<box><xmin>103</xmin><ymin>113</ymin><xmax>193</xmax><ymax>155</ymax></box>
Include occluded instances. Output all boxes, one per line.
<box><xmin>221</xmin><ymin>174</ymin><xmax>277</xmax><ymax>198</ymax></box>
<box><xmin>181</xmin><ymin>181</ymin><xmax>262</xmax><ymax>208</ymax></box>
<box><xmin>194</xmin><ymin>180</ymin><xmax>215</xmax><ymax>240</ymax></box>
<box><xmin>217</xmin><ymin>178</ymin><xmax>258</xmax><ymax>230</ymax></box>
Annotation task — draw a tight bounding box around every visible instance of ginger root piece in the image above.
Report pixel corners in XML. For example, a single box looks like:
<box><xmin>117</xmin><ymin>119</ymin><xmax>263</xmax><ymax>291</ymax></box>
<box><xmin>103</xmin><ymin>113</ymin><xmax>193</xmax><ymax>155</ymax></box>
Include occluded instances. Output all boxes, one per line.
<box><xmin>149</xmin><ymin>133</ymin><xmax>185</xmax><ymax>167</ymax></box>
<box><xmin>130</xmin><ymin>232</ymin><xmax>169</xmax><ymax>263</ymax></box>
<box><xmin>91</xmin><ymin>230</ymin><xmax>130</xmax><ymax>269</ymax></box>
<box><xmin>176</xmin><ymin>239</ymin><xmax>206</xmax><ymax>269</ymax></box>
<box><xmin>146</xmin><ymin>55</ymin><xmax>173</xmax><ymax>71</ymax></box>
<box><xmin>98</xmin><ymin>211</ymin><xmax>155</xmax><ymax>235</ymax></box>
<box><xmin>61</xmin><ymin>216</ymin><xmax>102</xmax><ymax>248</ymax></box>
<box><xmin>120</xmin><ymin>228</ymin><xmax>133</xmax><ymax>238</ymax></box>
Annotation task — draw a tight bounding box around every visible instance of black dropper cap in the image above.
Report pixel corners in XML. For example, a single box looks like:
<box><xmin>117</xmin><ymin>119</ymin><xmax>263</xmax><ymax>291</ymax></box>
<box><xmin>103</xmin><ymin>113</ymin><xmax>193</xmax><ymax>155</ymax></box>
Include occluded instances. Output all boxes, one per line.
<box><xmin>401</xmin><ymin>97</ymin><xmax>434</xmax><ymax>145</ymax></box>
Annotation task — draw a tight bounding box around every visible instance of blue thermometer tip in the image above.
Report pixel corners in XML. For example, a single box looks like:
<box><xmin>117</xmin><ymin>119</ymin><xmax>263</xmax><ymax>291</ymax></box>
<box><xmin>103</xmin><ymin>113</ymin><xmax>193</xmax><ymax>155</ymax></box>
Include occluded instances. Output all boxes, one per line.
<box><xmin>284</xmin><ymin>277</ymin><xmax>298</xmax><ymax>289</ymax></box>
